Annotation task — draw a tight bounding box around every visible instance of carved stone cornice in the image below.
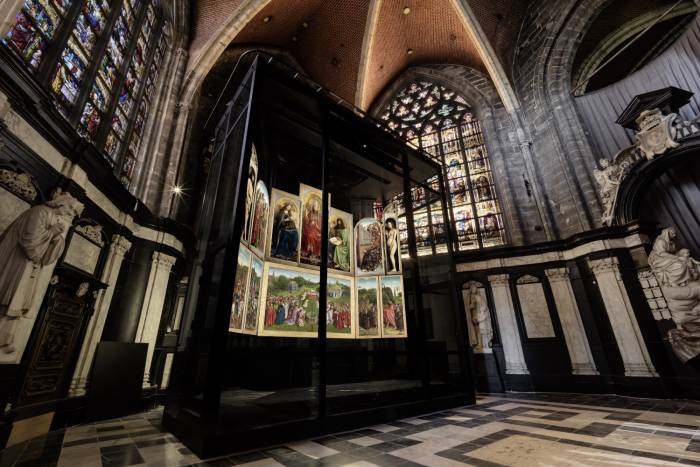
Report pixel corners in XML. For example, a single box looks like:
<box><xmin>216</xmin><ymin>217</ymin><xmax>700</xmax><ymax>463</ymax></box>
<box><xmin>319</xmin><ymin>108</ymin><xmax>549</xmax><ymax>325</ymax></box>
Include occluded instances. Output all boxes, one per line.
<box><xmin>588</xmin><ymin>257</ymin><xmax>620</xmax><ymax>275</ymax></box>
<box><xmin>152</xmin><ymin>251</ymin><xmax>177</xmax><ymax>269</ymax></box>
<box><xmin>516</xmin><ymin>274</ymin><xmax>539</xmax><ymax>285</ymax></box>
<box><xmin>76</xmin><ymin>282</ymin><xmax>90</xmax><ymax>297</ymax></box>
<box><xmin>75</xmin><ymin>224</ymin><xmax>105</xmax><ymax>246</ymax></box>
<box><xmin>0</xmin><ymin>168</ymin><xmax>38</xmax><ymax>202</ymax></box>
<box><xmin>487</xmin><ymin>274</ymin><xmax>509</xmax><ymax>286</ymax></box>
<box><xmin>596</xmin><ymin>93</ymin><xmax>700</xmax><ymax>226</ymax></box>
<box><xmin>635</xmin><ymin>109</ymin><xmax>680</xmax><ymax>159</ymax></box>
<box><xmin>545</xmin><ymin>267</ymin><xmax>570</xmax><ymax>282</ymax></box>
<box><xmin>110</xmin><ymin>235</ymin><xmax>132</xmax><ymax>256</ymax></box>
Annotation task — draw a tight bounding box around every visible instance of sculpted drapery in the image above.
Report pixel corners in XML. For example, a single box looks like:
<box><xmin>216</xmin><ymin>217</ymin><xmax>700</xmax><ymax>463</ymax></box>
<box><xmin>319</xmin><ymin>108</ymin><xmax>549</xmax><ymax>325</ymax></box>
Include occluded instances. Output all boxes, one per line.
<box><xmin>0</xmin><ymin>190</ymin><xmax>83</xmax><ymax>354</ymax></box>
<box><xmin>649</xmin><ymin>227</ymin><xmax>700</xmax><ymax>363</ymax></box>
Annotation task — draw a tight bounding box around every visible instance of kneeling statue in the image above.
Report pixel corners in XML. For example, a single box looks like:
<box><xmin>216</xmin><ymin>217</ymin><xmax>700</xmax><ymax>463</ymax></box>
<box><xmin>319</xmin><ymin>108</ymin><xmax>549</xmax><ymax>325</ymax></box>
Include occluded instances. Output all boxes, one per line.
<box><xmin>649</xmin><ymin>227</ymin><xmax>700</xmax><ymax>363</ymax></box>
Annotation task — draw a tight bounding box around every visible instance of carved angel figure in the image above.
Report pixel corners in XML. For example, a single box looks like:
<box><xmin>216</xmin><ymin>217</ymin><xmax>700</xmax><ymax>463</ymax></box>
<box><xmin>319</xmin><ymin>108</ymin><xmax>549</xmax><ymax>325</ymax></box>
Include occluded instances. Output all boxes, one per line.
<box><xmin>0</xmin><ymin>190</ymin><xmax>83</xmax><ymax>354</ymax></box>
<box><xmin>649</xmin><ymin>227</ymin><xmax>700</xmax><ymax>363</ymax></box>
<box><xmin>593</xmin><ymin>158</ymin><xmax>624</xmax><ymax>226</ymax></box>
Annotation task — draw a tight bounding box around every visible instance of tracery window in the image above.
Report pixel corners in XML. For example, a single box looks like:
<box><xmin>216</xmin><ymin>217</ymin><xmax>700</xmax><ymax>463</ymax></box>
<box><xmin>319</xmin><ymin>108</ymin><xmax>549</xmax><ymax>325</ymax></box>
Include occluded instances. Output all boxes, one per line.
<box><xmin>381</xmin><ymin>81</ymin><xmax>505</xmax><ymax>254</ymax></box>
<box><xmin>3</xmin><ymin>0</ymin><xmax>170</xmax><ymax>188</ymax></box>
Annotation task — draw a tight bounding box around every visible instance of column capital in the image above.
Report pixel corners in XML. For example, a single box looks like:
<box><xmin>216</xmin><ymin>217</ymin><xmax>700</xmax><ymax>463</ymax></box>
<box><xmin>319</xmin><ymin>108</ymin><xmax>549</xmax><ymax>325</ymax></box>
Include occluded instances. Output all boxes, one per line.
<box><xmin>110</xmin><ymin>235</ymin><xmax>132</xmax><ymax>256</ymax></box>
<box><xmin>487</xmin><ymin>274</ymin><xmax>510</xmax><ymax>286</ymax></box>
<box><xmin>545</xmin><ymin>267</ymin><xmax>570</xmax><ymax>282</ymax></box>
<box><xmin>588</xmin><ymin>257</ymin><xmax>619</xmax><ymax>274</ymax></box>
<box><xmin>152</xmin><ymin>251</ymin><xmax>177</xmax><ymax>269</ymax></box>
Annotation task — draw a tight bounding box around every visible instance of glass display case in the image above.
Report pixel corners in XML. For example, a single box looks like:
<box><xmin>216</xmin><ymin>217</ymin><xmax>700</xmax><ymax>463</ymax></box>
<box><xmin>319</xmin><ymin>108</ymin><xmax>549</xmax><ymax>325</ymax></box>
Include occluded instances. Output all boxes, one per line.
<box><xmin>164</xmin><ymin>57</ymin><xmax>473</xmax><ymax>458</ymax></box>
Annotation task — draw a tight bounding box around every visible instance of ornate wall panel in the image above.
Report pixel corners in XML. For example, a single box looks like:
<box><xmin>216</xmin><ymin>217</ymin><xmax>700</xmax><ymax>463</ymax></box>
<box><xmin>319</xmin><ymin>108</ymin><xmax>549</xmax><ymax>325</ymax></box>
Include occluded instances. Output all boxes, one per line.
<box><xmin>17</xmin><ymin>281</ymin><xmax>92</xmax><ymax>405</ymax></box>
<box><xmin>515</xmin><ymin>275</ymin><xmax>555</xmax><ymax>339</ymax></box>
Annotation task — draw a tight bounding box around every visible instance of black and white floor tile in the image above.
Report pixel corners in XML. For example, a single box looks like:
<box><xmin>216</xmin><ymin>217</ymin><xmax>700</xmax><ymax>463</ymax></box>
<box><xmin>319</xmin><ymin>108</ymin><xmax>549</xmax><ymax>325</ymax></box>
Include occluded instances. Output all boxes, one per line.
<box><xmin>4</xmin><ymin>393</ymin><xmax>700</xmax><ymax>466</ymax></box>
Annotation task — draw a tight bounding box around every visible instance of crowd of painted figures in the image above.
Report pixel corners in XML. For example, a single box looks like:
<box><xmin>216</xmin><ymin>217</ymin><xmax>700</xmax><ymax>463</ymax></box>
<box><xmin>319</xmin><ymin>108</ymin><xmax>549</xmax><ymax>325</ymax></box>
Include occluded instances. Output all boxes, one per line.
<box><xmin>228</xmin><ymin>147</ymin><xmax>407</xmax><ymax>338</ymax></box>
<box><xmin>326</xmin><ymin>302</ymin><xmax>352</xmax><ymax>331</ymax></box>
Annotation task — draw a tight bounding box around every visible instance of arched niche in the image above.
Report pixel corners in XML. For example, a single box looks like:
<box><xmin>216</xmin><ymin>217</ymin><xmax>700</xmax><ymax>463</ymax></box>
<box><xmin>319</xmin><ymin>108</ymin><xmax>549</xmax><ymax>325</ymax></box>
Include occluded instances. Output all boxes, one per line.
<box><xmin>615</xmin><ymin>139</ymin><xmax>700</xmax><ymax>256</ymax></box>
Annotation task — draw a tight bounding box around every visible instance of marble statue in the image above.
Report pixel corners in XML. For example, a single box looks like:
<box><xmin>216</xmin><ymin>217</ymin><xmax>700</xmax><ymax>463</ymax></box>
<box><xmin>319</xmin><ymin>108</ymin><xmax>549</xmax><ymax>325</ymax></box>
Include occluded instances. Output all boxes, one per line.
<box><xmin>649</xmin><ymin>227</ymin><xmax>700</xmax><ymax>363</ymax></box>
<box><xmin>593</xmin><ymin>158</ymin><xmax>624</xmax><ymax>226</ymax></box>
<box><xmin>465</xmin><ymin>282</ymin><xmax>493</xmax><ymax>351</ymax></box>
<box><xmin>592</xmin><ymin>108</ymin><xmax>683</xmax><ymax>227</ymax></box>
<box><xmin>0</xmin><ymin>189</ymin><xmax>83</xmax><ymax>355</ymax></box>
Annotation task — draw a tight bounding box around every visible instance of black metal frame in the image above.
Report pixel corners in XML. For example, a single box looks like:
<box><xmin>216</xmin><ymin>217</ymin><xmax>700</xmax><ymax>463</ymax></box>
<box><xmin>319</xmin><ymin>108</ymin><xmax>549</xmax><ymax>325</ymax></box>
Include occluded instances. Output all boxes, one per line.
<box><xmin>164</xmin><ymin>56</ymin><xmax>474</xmax><ymax>458</ymax></box>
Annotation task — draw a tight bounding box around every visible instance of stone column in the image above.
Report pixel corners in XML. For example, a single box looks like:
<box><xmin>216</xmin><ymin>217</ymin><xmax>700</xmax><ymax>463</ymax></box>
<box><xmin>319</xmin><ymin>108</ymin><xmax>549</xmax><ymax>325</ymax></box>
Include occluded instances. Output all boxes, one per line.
<box><xmin>161</xmin><ymin>353</ymin><xmax>174</xmax><ymax>389</ymax></box>
<box><xmin>0</xmin><ymin>0</ymin><xmax>22</xmax><ymax>36</ymax></box>
<box><xmin>545</xmin><ymin>268</ymin><xmax>599</xmax><ymax>376</ymax></box>
<box><xmin>135</xmin><ymin>251</ymin><xmax>176</xmax><ymax>386</ymax></box>
<box><xmin>487</xmin><ymin>274</ymin><xmax>529</xmax><ymax>374</ymax></box>
<box><xmin>69</xmin><ymin>235</ymin><xmax>132</xmax><ymax>397</ymax></box>
<box><xmin>588</xmin><ymin>257</ymin><xmax>658</xmax><ymax>378</ymax></box>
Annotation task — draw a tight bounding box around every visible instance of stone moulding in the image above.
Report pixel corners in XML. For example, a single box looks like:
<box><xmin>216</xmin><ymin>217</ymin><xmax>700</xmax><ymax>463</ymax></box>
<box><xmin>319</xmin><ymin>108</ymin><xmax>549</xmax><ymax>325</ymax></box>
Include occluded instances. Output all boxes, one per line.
<box><xmin>595</xmin><ymin>108</ymin><xmax>700</xmax><ymax>226</ymax></box>
<box><xmin>74</xmin><ymin>224</ymin><xmax>105</xmax><ymax>247</ymax></box>
<box><xmin>0</xmin><ymin>167</ymin><xmax>38</xmax><ymax>202</ymax></box>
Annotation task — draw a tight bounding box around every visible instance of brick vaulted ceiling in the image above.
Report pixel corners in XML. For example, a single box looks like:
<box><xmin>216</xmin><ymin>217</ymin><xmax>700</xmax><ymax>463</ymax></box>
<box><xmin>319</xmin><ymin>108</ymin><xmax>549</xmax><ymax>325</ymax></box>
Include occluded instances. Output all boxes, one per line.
<box><xmin>188</xmin><ymin>0</ymin><xmax>533</xmax><ymax>110</ymax></box>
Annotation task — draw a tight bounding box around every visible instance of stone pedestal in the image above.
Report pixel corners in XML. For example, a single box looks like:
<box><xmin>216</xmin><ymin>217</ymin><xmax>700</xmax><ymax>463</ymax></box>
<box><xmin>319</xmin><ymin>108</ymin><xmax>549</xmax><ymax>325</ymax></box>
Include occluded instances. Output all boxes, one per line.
<box><xmin>135</xmin><ymin>252</ymin><xmax>176</xmax><ymax>386</ymax></box>
<box><xmin>545</xmin><ymin>268</ymin><xmax>599</xmax><ymax>376</ymax></box>
<box><xmin>69</xmin><ymin>235</ymin><xmax>132</xmax><ymax>397</ymax></box>
<box><xmin>488</xmin><ymin>274</ymin><xmax>529</xmax><ymax>374</ymax></box>
<box><xmin>588</xmin><ymin>257</ymin><xmax>658</xmax><ymax>378</ymax></box>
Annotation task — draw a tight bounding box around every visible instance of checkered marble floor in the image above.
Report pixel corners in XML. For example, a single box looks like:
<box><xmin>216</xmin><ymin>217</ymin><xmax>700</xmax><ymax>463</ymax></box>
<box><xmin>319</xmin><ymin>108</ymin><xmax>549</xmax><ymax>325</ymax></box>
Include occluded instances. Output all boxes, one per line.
<box><xmin>5</xmin><ymin>393</ymin><xmax>700</xmax><ymax>466</ymax></box>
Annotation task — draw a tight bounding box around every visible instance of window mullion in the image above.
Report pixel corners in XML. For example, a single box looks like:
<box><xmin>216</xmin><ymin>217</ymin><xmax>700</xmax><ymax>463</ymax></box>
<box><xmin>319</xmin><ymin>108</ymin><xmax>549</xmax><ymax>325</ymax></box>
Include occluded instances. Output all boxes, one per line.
<box><xmin>458</xmin><ymin>122</ymin><xmax>484</xmax><ymax>249</ymax></box>
<box><xmin>94</xmin><ymin>1</ymin><xmax>148</xmax><ymax>152</ymax></box>
<box><xmin>424</xmin><ymin>189</ymin><xmax>436</xmax><ymax>255</ymax></box>
<box><xmin>69</xmin><ymin>0</ymin><xmax>126</xmax><ymax>126</ymax></box>
<box><xmin>36</xmin><ymin>0</ymin><xmax>84</xmax><ymax>86</ymax></box>
<box><xmin>436</xmin><ymin>127</ymin><xmax>459</xmax><ymax>252</ymax></box>
<box><xmin>114</xmin><ymin>15</ymin><xmax>162</xmax><ymax>176</ymax></box>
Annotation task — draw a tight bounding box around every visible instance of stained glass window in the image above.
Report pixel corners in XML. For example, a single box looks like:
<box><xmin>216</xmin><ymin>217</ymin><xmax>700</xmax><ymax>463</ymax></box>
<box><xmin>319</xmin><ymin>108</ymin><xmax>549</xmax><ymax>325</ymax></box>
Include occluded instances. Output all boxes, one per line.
<box><xmin>3</xmin><ymin>0</ymin><xmax>169</xmax><ymax>189</ymax></box>
<box><xmin>52</xmin><ymin>0</ymin><xmax>109</xmax><ymax>115</ymax></box>
<box><xmin>381</xmin><ymin>81</ymin><xmax>506</xmax><ymax>253</ymax></box>
<box><xmin>118</xmin><ymin>27</ymin><xmax>168</xmax><ymax>186</ymax></box>
<box><xmin>106</xmin><ymin>2</ymin><xmax>163</xmax><ymax>184</ymax></box>
<box><xmin>4</xmin><ymin>0</ymin><xmax>72</xmax><ymax>69</ymax></box>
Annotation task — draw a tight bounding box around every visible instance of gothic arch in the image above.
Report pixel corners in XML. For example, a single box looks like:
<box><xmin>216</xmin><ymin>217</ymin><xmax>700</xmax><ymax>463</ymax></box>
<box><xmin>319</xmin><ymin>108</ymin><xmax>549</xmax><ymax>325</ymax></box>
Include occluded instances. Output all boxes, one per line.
<box><xmin>370</xmin><ymin>65</ymin><xmax>527</xmax><ymax>246</ymax></box>
<box><xmin>513</xmin><ymin>0</ymin><xmax>613</xmax><ymax>236</ymax></box>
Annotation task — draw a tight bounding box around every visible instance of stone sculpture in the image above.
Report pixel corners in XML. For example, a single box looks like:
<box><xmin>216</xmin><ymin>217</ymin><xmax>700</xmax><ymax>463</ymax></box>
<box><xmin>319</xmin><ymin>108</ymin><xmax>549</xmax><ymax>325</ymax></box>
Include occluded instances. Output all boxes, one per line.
<box><xmin>465</xmin><ymin>282</ymin><xmax>493</xmax><ymax>351</ymax></box>
<box><xmin>649</xmin><ymin>227</ymin><xmax>700</xmax><ymax>363</ymax></box>
<box><xmin>593</xmin><ymin>108</ymin><xmax>684</xmax><ymax>227</ymax></box>
<box><xmin>0</xmin><ymin>189</ymin><xmax>83</xmax><ymax>355</ymax></box>
<box><xmin>593</xmin><ymin>146</ymin><xmax>642</xmax><ymax>226</ymax></box>
<box><xmin>635</xmin><ymin>109</ymin><xmax>680</xmax><ymax>160</ymax></box>
<box><xmin>593</xmin><ymin>158</ymin><xmax>624</xmax><ymax>226</ymax></box>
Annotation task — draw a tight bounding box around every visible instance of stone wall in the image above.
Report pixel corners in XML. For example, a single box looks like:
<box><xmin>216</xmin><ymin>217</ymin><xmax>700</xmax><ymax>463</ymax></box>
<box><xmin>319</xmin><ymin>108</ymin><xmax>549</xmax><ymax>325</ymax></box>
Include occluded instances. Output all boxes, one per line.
<box><xmin>511</xmin><ymin>0</ymin><xmax>608</xmax><ymax>239</ymax></box>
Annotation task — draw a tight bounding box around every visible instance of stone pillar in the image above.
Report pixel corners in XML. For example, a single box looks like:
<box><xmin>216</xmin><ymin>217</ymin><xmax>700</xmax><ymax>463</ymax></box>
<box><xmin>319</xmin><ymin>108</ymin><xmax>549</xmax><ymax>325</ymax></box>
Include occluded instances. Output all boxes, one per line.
<box><xmin>135</xmin><ymin>251</ymin><xmax>176</xmax><ymax>386</ymax></box>
<box><xmin>69</xmin><ymin>235</ymin><xmax>132</xmax><ymax>397</ymax></box>
<box><xmin>545</xmin><ymin>268</ymin><xmax>599</xmax><ymax>376</ymax></box>
<box><xmin>161</xmin><ymin>353</ymin><xmax>174</xmax><ymax>389</ymax></box>
<box><xmin>588</xmin><ymin>257</ymin><xmax>658</xmax><ymax>378</ymax></box>
<box><xmin>0</xmin><ymin>0</ymin><xmax>22</xmax><ymax>36</ymax></box>
<box><xmin>487</xmin><ymin>274</ymin><xmax>529</xmax><ymax>374</ymax></box>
